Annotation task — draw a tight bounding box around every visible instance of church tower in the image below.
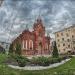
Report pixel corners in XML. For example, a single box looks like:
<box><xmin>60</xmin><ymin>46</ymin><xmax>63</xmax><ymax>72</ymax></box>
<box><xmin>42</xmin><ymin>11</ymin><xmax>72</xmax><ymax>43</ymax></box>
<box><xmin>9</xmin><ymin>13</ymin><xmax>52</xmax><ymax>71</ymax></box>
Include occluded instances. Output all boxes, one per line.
<box><xmin>33</xmin><ymin>17</ymin><xmax>46</xmax><ymax>55</ymax></box>
<box><xmin>33</xmin><ymin>16</ymin><xmax>45</xmax><ymax>36</ymax></box>
<box><xmin>12</xmin><ymin>15</ymin><xmax>51</xmax><ymax>56</ymax></box>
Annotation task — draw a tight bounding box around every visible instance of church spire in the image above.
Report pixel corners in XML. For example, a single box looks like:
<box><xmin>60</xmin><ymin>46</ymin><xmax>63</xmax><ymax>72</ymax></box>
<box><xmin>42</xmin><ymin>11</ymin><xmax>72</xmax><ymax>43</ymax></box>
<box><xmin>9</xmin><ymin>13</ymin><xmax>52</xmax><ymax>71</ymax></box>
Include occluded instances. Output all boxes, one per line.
<box><xmin>25</xmin><ymin>24</ymin><xmax>29</xmax><ymax>30</ymax></box>
<box><xmin>33</xmin><ymin>14</ymin><xmax>44</xmax><ymax>30</ymax></box>
<box><xmin>37</xmin><ymin>14</ymin><xmax>42</xmax><ymax>23</ymax></box>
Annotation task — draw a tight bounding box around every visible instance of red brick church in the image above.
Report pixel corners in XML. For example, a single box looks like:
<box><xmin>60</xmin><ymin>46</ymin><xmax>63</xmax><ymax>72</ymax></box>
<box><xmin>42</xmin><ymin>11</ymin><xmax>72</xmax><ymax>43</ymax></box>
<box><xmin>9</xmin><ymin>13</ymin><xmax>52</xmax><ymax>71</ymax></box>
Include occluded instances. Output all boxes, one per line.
<box><xmin>12</xmin><ymin>17</ymin><xmax>51</xmax><ymax>56</ymax></box>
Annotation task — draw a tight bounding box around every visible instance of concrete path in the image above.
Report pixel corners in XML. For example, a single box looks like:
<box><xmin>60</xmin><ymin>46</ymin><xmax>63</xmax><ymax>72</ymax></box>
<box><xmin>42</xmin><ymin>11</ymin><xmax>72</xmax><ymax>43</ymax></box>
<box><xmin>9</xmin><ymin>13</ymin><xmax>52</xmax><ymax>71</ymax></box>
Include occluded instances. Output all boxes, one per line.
<box><xmin>8</xmin><ymin>59</ymin><xmax>70</xmax><ymax>70</ymax></box>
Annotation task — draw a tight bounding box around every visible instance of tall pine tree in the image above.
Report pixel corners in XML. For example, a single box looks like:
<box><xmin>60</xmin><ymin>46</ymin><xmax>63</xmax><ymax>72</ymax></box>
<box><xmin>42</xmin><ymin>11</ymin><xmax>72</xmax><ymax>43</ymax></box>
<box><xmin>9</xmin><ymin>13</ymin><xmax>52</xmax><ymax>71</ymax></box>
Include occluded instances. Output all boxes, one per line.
<box><xmin>52</xmin><ymin>41</ymin><xmax>59</xmax><ymax>58</ymax></box>
<box><xmin>9</xmin><ymin>44</ymin><xmax>13</xmax><ymax>54</ymax></box>
<box><xmin>15</xmin><ymin>42</ymin><xmax>21</xmax><ymax>55</ymax></box>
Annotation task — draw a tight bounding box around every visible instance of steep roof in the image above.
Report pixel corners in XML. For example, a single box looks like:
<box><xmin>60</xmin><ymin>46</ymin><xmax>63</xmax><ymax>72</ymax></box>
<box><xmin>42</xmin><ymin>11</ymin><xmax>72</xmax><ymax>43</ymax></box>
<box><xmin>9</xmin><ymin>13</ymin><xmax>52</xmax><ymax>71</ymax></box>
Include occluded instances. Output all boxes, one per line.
<box><xmin>33</xmin><ymin>17</ymin><xmax>44</xmax><ymax>29</ymax></box>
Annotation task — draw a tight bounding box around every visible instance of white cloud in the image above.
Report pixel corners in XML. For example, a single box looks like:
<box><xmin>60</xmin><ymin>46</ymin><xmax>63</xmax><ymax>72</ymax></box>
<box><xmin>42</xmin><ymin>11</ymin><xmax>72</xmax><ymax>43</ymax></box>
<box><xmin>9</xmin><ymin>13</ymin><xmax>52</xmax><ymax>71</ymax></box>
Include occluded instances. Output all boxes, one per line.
<box><xmin>0</xmin><ymin>0</ymin><xmax>75</xmax><ymax>42</ymax></box>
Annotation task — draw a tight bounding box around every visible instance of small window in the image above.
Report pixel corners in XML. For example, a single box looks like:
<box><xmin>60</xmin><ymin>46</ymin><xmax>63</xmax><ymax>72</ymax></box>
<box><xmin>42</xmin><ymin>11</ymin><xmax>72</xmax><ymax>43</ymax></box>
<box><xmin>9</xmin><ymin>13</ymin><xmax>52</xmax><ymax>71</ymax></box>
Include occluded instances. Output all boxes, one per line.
<box><xmin>58</xmin><ymin>39</ymin><xmax>60</xmax><ymax>42</ymax></box>
<box><xmin>57</xmin><ymin>34</ymin><xmax>59</xmax><ymax>37</ymax></box>
<box><xmin>68</xmin><ymin>45</ymin><xmax>70</xmax><ymax>48</ymax></box>
<box><xmin>67</xmin><ymin>39</ymin><xmax>70</xmax><ymax>42</ymax></box>
<box><xmin>58</xmin><ymin>44</ymin><xmax>60</xmax><ymax>47</ymax></box>
<box><xmin>72</xmin><ymin>35</ymin><xmax>74</xmax><ymax>38</ymax></box>
<box><xmin>63</xmin><ymin>43</ymin><xmax>65</xmax><ymax>46</ymax></box>
<box><xmin>66</xmin><ymin>33</ymin><xmax>69</xmax><ymax>37</ymax></box>
<box><xmin>68</xmin><ymin>29</ymin><xmax>70</xmax><ymax>31</ymax></box>
<box><xmin>62</xmin><ymin>38</ymin><xmax>64</xmax><ymax>41</ymax></box>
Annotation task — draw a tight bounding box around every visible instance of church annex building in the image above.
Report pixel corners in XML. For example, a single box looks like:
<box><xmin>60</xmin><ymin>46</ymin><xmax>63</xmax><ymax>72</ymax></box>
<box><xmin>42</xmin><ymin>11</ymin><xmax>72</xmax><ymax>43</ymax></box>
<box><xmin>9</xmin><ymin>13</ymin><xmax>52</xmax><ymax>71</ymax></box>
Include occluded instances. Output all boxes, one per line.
<box><xmin>11</xmin><ymin>17</ymin><xmax>51</xmax><ymax>56</ymax></box>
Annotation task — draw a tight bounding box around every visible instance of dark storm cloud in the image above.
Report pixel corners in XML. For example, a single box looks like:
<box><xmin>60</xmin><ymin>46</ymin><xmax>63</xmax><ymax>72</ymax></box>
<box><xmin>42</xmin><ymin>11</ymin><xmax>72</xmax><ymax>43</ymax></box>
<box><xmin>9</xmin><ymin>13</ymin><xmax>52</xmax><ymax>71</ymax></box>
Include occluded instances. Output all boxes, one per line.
<box><xmin>0</xmin><ymin>0</ymin><xmax>75</xmax><ymax>42</ymax></box>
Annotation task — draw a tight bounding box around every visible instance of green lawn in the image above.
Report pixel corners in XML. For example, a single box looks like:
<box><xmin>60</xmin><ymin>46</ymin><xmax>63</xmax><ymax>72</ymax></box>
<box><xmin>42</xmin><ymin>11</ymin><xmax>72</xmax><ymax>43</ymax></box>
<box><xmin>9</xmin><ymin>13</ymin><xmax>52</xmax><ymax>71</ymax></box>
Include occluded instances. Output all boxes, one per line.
<box><xmin>0</xmin><ymin>54</ymin><xmax>75</xmax><ymax>75</ymax></box>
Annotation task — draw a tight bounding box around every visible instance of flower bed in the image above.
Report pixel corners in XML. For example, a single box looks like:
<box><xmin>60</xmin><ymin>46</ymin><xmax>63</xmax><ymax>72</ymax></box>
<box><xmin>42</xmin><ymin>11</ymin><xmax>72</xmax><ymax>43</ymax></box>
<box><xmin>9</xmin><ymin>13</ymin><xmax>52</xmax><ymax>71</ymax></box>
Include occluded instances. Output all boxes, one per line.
<box><xmin>8</xmin><ymin>59</ymin><xmax>71</xmax><ymax>70</ymax></box>
<box><xmin>7</xmin><ymin>54</ymin><xmax>72</xmax><ymax>67</ymax></box>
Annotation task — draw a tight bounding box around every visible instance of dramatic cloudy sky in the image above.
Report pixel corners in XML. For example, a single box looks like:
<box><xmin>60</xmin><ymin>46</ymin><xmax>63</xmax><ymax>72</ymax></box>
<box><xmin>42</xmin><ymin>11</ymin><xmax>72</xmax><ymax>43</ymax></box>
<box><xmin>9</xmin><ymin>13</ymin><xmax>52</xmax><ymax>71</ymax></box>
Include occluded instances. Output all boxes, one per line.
<box><xmin>0</xmin><ymin>0</ymin><xmax>75</xmax><ymax>43</ymax></box>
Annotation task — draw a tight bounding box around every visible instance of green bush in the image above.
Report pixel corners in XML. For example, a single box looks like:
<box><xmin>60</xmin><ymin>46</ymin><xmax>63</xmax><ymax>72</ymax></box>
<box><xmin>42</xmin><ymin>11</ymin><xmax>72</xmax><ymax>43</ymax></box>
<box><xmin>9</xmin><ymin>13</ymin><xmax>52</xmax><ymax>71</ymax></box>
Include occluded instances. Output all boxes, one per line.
<box><xmin>10</xmin><ymin>55</ymin><xmax>70</xmax><ymax>67</ymax></box>
<box><xmin>52</xmin><ymin>41</ymin><xmax>59</xmax><ymax>58</ymax></box>
<box><xmin>31</xmin><ymin>56</ymin><xmax>50</xmax><ymax>66</ymax></box>
<box><xmin>15</xmin><ymin>42</ymin><xmax>21</xmax><ymax>55</ymax></box>
<box><xmin>60</xmin><ymin>56</ymin><xmax>69</xmax><ymax>60</ymax></box>
<box><xmin>37</xmin><ymin>56</ymin><xmax>50</xmax><ymax>66</ymax></box>
<box><xmin>48</xmin><ymin>57</ymin><xmax>62</xmax><ymax>64</ymax></box>
<box><xmin>57</xmin><ymin>57</ymin><xmax>62</xmax><ymax>62</ymax></box>
<box><xmin>68</xmin><ymin>55</ymin><xmax>73</xmax><ymax>58</ymax></box>
<box><xmin>31</xmin><ymin>56</ymin><xmax>66</xmax><ymax>66</ymax></box>
<box><xmin>49</xmin><ymin>58</ymin><xmax>58</xmax><ymax>64</ymax></box>
<box><xmin>14</xmin><ymin>55</ymin><xmax>29</xmax><ymax>67</ymax></box>
<box><xmin>9</xmin><ymin>44</ymin><xmax>13</xmax><ymax>54</ymax></box>
<box><xmin>31</xmin><ymin>57</ymin><xmax>38</xmax><ymax>65</ymax></box>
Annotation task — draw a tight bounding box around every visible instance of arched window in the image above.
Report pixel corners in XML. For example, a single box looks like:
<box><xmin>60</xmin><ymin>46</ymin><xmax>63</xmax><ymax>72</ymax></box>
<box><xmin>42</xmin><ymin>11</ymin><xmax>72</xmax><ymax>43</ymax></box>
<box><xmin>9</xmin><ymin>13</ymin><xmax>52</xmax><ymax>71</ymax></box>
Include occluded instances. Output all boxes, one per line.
<box><xmin>22</xmin><ymin>40</ymin><xmax>27</xmax><ymax>49</ymax></box>
<box><xmin>29</xmin><ymin>40</ymin><xmax>33</xmax><ymax>50</ymax></box>
<box><xmin>22</xmin><ymin>40</ymin><xmax>24</xmax><ymax>49</ymax></box>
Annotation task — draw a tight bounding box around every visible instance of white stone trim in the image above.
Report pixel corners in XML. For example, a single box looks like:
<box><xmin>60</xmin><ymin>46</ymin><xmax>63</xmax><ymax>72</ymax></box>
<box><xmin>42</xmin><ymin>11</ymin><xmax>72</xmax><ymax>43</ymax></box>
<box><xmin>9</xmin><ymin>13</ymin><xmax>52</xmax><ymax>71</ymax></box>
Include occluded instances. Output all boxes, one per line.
<box><xmin>26</xmin><ymin>40</ymin><xmax>27</xmax><ymax>50</ymax></box>
<box><xmin>22</xmin><ymin>40</ymin><xmax>24</xmax><ymax>49</ymax></box>
<box><xmin>22</xmin><ymin>40</ymin><xmax>28</xmax><ymax>50</ymax></box>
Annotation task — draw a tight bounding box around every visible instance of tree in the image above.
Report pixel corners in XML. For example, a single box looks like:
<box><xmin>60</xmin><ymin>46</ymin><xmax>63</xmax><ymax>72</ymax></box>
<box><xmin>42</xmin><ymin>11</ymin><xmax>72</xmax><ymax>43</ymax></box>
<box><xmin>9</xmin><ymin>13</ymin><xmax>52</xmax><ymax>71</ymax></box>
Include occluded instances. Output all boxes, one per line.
<box><xmin>52</xmin><ymin>41</ymin><xmax>59</xmax><ymax>58</ymax></box>
<box><xmin>15</xmin><ymin>42</ymin><xmax>21</xmax><ymax>55</ymax></box>
<box><xmin>9</xmin><ymin>44</ymin><xmax>13</xmax><ymax>54</ymax></box>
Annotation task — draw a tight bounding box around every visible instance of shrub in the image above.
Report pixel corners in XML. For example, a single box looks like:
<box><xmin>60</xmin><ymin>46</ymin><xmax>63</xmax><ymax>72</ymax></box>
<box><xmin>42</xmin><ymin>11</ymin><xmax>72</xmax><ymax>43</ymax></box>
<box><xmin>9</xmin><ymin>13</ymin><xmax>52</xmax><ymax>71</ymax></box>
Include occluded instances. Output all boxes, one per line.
<box><xmin>68</xmin><ymin>55</ymin><xmax>73</xmax><ymax>58</ymax></box>
<box><xmin>15</xmin><ymin>42</ymin><xmax>21</xmax><ymax>55</ymax></box>
<box><xmin>51</xmin><ymin>58</ymin><xmax>59</xmax><ymax>63</ymax></box>
<box><xmin>31</xmin><ymin>57</ymin><xmax>38</xmax><ymax>65</ymax></box>
<box><xmin>31</xmin><ymin>56</ymin><xmax>50</xmax><ymax>66</ymax></box>
<box><xmin>57</xmin><ymin>57</ymin><xmax>62</xmax><ymax>62</ymax></box>
<box><xmin>60</xmin><ymin>56</ymin><xmax>69</xmax><ymax>60</ymax></box>
<box><xmin>48</xmin><ymin>57</ymin><xmax>62</xmax><ymax>64</ymax></box>
<box><xmin>52</xmin><ymin>41</ymin><xmax>59</xmax><ymax>58</ymax></box>
<box><xmin>9</xmin><ymin>44</ymin><xmax>13</xmax><ymax>54</ymax></box>
<box><xmin>37</xmin><ymin>56</ymin><xmax>50</xmax><ymax>66</ymax></box>
<box><xmin>31</xmin><ymin>56</ymin><xmax>65</xmax><ymax>66</ymax></box>
<box><xmin>14</xmin><ymin>55</ymin><xmax>29</xmax><ymax>67</ymax></box>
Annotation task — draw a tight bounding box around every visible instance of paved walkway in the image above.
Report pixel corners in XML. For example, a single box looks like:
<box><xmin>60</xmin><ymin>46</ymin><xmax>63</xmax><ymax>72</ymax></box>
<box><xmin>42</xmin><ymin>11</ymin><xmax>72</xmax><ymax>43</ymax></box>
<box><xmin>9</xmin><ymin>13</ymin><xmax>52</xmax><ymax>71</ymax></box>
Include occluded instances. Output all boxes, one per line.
<box><xmin>8</xmin><ymin>59</ymin><xmax>70</xmax><ymax>70</ymax></box>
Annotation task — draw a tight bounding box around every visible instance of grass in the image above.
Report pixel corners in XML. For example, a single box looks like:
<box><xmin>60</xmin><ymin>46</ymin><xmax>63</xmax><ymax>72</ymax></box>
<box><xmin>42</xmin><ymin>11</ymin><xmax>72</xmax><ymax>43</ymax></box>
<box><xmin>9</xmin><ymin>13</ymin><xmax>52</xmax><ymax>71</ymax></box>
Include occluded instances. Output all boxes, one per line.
<box><xmin>0</xmin><ymin>54</ymin><xmax>75</xmax><ymax>75</ymax></box>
